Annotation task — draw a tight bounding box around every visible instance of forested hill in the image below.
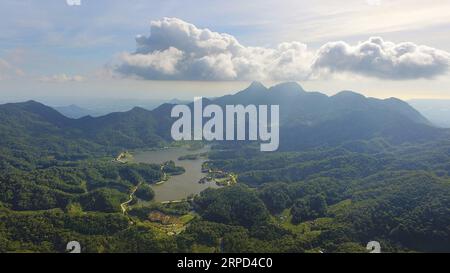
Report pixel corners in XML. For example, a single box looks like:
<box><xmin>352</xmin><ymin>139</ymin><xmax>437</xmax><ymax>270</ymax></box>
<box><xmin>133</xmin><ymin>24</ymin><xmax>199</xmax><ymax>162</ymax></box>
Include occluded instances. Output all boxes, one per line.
<box><xmin>154</xmin><ymin>82</ymin><xmax>448</xmax><ymax>150</ymax></box>
<box><xmin>1</xmin><ymin>83</ymin><xmax>450</xmax><ymax>253</ymax></box>
<box><xmin>215</xmin><ymin>81</ymin><xmax>429</xmax><ymax>125</ymax></box>
<box><xmin>0</xmin><ymin>100</ymin><xmax>170</xmax><ymax>161</ymax></box>
<box><xmin>1</xmin><ymin>82</ymin><xmax>448</xmax><ymax>159</ymax></box>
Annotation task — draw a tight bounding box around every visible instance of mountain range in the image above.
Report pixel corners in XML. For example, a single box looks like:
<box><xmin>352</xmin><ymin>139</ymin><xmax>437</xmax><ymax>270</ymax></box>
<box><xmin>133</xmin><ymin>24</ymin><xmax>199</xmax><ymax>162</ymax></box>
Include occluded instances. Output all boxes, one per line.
<box><xmin>1</xmin><ymin>82</ymin><xmax>450</xmax><ymax>253</ymax></box>
<box><xmin>53</xmin><ymin>104</ymin><xmax>101</xmax><ymax>119</ymax></box>
<box><xmin>52</xmin><ymin>98</ymin><xmax>191</xmax><ymax>119</ymax></box>
<box><xmin>212</xmin><ymin>82</ymin><xmax>443</xmax><ymax>149</ymax></box>
<box><xmin>0</xmin><ymin>82</ymin><xmax>447</xmax><ymax>157</ymax></box>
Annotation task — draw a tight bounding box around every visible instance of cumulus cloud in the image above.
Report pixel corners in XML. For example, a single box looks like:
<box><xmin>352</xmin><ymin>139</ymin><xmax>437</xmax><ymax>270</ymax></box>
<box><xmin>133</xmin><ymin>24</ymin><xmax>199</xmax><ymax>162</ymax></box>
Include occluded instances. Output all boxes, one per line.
<box><xmin>116</xmin><ymin>17</ymin><xmax>312</xmax><ymax>81</ymax></box>
<box><xmin>313</xmin><ymin>37</ymin><xmax>450</xmax><ymax>80</ymax></box>
<box><xmin>39</xmin><ymin>74</ymin><xmax>85</xmax><ymax>83</ymax></box>
<box><xmin>115</xmin><ymin>18</ymin><xmax>450</xmax><ymax>81</ymax></box>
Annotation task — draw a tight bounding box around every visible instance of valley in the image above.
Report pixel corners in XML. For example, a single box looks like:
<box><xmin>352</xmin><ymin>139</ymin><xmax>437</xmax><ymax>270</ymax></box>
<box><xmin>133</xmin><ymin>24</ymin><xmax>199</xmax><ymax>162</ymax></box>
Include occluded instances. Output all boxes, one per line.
<box><xmin>2</xmin><ymin>0</ymin><xmax>450</xmax><ymax>256</ymax></box>
<box><xmin>0</xmin><ymin>82</ymin><xmax>449</xmax><ymax>253</ymax></box>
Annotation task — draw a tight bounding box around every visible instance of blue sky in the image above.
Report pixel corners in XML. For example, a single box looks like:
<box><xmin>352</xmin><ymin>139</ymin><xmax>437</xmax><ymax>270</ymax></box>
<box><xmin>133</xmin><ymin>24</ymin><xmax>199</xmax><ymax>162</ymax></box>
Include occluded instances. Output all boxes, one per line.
<box><xmin>1</xmin><ymin>0</ymin><xmax>450</xmax><ymax>103</ymax></box>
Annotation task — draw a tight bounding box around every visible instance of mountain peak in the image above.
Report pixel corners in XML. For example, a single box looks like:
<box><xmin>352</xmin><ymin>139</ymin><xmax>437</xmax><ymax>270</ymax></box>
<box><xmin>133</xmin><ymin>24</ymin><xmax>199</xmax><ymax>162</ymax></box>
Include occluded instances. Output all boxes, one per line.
<box><xmin>129</xmin><ymin>106</ymin><xmax>150</xmax><ymax>113</ymax></box>
<box><xmin>19</xmin><ymin>100</ymin><xmax>42</xmax><ymax>106</ymax></box>
<box><xmin>236</xmin><ymin>81</ymin><xmax>268</xmax><ymax>95</ymax></box>
<box><xmin>4</xmin><ymin>100</ymin><xmax>70</xmax><ymax>126</ymax></box>
<box><xmin>15</xmin><ymin>100</ymin><xmax>55</xmax><ymax>111</ymax></box>
<box><xmin>333</xmin><ymin>90</ymin><xmax>366</xmax><ymax>99</ymax></box>
<box><xmin>248</xmin><ymin>81</ymin><xmax>266</xmax><ymax>89</ymax></box>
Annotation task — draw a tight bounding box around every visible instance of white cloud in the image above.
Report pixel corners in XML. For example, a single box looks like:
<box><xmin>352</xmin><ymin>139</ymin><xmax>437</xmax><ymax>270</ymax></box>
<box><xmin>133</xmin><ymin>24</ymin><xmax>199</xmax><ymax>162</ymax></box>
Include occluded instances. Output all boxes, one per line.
<box><xmin>39</xmin><ymin>73</ymin><xmax>85</xmax><ymax>83</ymax></box>
<box><xmin>116</xmin><ymin>18</ymin><xmax>450</xmax><ymax>81</ymax></box>
<box><xmin>116</xmin><ymin>17</ymin><xmax>313</xmax><ymax>81</ymax></box>
<box><xmin>117</xmin><ymin>47</ymin><xmax>184</xmax><ymax>80</ymax></box>
<box><xmin>313</xmin><ymin>37</ymin><xmax>450</xmax><ymax>79</ymax></box>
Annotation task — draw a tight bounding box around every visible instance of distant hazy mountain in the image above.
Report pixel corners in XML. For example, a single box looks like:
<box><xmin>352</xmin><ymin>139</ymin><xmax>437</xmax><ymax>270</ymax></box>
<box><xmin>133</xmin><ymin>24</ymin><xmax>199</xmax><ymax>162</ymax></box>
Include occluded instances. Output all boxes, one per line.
<box><xmin>53</xmin><ymin>104</ymin><xmax>100</xmax><ymax>119</ymax></box>
<box><xmin>168</xmin><ymin>98</ymin><xmax>190</xmax><ymax>105</ymax></box>
<box><xmin>53</xmin><ymin>99</ymin><xmax>190</xmax><ymax>118</ymax></box>
<box><xmin>409</xmin><ymin>99</ymin><xmax>450</xmax><ymax>128</ymax></box>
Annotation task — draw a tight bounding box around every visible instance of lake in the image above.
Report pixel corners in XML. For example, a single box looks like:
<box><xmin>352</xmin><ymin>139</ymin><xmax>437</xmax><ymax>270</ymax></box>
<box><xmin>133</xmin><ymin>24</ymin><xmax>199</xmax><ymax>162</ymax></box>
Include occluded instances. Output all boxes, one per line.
<box><xmin>133</xmin><ymin>146</ymin><xmax>219</xmax><ymax>202</ymax></box>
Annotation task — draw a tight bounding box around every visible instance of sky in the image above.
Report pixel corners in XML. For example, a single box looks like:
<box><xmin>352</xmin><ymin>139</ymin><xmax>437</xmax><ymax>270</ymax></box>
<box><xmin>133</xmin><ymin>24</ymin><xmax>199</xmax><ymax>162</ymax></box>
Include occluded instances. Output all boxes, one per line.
<box><xmin>0</xmin><ymin>0</ymin><xmax>450</xmax><ymax>104</ymax></box>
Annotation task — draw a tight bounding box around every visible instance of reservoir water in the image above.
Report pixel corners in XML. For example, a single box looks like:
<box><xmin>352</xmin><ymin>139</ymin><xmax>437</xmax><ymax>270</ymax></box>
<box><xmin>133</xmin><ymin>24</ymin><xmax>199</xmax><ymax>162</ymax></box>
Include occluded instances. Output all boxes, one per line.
<box><xmin>133</xmin><ymin>146</ymin><xmax>219</xmax><ymax>202</ymax></box>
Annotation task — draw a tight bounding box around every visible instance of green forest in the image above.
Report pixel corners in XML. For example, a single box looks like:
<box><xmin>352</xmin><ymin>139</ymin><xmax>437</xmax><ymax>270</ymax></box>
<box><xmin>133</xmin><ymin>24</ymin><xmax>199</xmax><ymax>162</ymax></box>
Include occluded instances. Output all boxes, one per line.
<box><xmin>0</xmin><ymin>88</ymin><xmax>449</xmax><ymax>253</ymax></box>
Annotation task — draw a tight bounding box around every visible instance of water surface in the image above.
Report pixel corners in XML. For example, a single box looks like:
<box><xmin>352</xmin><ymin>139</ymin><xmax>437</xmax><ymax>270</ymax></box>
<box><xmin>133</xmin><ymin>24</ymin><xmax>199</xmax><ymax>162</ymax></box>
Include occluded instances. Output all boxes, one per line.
<box><xmin>133</xmin><ymin>146</ymin><xmax>219</xmax><ymax>202</ymax></box>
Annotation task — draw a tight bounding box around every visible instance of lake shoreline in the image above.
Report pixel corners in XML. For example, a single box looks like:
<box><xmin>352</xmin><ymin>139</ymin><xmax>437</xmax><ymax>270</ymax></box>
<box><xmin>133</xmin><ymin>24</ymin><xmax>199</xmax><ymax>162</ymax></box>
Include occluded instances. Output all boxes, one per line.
<box><xmin>132</xmin><ymin>145</ymin><xmax>220</xmax><ymax>202</ymax></box>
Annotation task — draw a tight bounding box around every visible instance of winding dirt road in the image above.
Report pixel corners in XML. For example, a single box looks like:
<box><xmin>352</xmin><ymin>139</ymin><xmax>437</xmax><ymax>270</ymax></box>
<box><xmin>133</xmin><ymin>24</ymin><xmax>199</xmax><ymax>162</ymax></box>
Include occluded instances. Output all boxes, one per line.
<box><xmin>120</xmin><ymin>182</ymin><xmax>141</xmax><ymax>214</ymax></box>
